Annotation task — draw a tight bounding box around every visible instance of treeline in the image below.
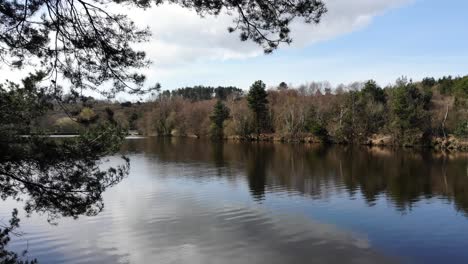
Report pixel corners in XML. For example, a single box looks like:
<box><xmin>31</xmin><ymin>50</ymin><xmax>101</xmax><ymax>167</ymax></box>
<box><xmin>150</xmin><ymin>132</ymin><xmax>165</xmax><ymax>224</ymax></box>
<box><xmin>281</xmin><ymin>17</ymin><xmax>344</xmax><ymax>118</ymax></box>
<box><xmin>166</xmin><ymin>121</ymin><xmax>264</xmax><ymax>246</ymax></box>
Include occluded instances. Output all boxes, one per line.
<box><xmin>138</xmin><ymin>76</ymin><xmax>468</xmax><ymax>149</ymax></box>
<box><xmin>38</xmin><ymin>86</ymin><xmax>242</xmax><ymax>135</ymax></box>
<box><xmin>159</xmin><ymin>85</ymin><xmax>243</xmax><ymax>101</ymax></box>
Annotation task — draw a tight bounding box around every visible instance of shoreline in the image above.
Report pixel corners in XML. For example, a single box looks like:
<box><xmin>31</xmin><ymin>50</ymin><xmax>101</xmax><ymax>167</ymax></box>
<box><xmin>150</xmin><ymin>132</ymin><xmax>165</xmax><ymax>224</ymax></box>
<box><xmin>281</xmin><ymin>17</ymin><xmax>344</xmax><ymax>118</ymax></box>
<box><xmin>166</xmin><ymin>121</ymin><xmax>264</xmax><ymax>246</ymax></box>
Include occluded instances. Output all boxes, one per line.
<box><xmin>143</xmin><ymin>133</ymin><xmax>468</xmax><ymax>152</ymax></box>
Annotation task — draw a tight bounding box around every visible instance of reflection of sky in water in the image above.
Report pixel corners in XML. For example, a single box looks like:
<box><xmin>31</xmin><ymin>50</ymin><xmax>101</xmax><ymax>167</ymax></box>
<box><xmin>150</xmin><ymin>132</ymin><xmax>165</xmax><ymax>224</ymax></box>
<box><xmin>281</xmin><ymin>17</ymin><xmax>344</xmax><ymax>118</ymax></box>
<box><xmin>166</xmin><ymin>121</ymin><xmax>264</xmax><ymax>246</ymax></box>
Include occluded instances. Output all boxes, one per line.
<box><xmin>2</xmin><ymin>139</ymin><xmax>468</xmax><ymax>264</ymax></box>
<box><xmin>2</xmin><ymin>155</ymin><xmax>393</xmax><ymax>264</ymax></box>
<box><xmin>148</xmin><ymin>161</ymin><xmax>468</xmax><ymax>263</ymax></box>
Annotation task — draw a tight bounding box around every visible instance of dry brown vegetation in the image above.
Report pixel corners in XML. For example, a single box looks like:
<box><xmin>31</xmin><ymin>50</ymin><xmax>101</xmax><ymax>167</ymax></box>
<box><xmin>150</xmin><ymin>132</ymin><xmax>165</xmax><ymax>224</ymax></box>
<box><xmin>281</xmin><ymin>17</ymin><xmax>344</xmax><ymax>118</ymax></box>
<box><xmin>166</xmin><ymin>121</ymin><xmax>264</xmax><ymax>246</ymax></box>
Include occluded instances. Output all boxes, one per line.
<box><xmin>39</xmin><ymin>77</ymin><xmax>468</xmax><ymax>151</ymax></box>
<box><xmin>136</xmin><ymin>77</ymin><xmax>467</xmax><ymax>150</ymax></box>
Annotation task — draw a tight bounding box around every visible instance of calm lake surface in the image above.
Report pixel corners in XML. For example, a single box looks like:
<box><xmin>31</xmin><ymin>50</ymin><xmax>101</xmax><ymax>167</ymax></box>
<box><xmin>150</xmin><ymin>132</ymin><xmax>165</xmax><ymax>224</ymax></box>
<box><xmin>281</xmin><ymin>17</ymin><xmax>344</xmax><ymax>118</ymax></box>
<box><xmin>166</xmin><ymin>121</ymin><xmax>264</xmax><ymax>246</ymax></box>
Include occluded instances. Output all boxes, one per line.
<box><xmin>3</xmin><ymin>137</ymin><xmax>468</xmax><ymax>263</ymax></box>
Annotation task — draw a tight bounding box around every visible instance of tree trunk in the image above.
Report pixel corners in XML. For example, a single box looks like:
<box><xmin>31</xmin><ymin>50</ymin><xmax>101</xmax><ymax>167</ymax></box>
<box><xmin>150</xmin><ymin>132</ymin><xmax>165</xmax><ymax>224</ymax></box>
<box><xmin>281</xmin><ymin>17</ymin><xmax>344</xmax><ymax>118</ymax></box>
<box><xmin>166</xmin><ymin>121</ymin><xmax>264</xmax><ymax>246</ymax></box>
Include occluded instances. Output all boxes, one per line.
<box><xmin>442</xmin><ymin>103</ymin><xmax>449</xmax><ymax>140</ymax></box>
<box><xmin>339</xmin><ymin>108</ymin><xmax>343</xmax><ymax>127</ymax></box>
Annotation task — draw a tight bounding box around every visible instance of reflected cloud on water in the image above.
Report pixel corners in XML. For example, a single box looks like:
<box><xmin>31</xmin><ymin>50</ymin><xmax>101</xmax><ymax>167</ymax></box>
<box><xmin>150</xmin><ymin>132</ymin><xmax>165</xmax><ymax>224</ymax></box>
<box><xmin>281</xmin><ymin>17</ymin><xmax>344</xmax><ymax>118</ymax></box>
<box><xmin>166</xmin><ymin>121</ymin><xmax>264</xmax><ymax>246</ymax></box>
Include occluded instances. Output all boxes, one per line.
<box><xmin>3</xmin><ymin>137</ymin><xmax>468</xmax><ymax>263</ymax></box>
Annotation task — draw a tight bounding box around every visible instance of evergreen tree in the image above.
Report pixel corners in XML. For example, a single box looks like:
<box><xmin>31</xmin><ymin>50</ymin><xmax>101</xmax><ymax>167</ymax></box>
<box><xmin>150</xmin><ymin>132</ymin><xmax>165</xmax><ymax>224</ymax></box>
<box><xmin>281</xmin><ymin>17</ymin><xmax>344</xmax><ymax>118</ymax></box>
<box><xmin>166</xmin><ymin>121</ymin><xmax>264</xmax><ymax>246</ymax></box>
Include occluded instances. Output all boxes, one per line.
<box><xmin>437</xmin><ymin>76</ymin><xmax>455</xmax><ymax>95</ymax></box>
<box><xmin>355</xmin><ymin>81</ymin><xmax>387</xmax><ymax>141</ymax></box>
<box><xmin>361</xmin><ymin>80</ymin><xmax>386</xmax><ymax>104</ymax></box>
<box><xmin>453</xmin><ymin>76</ymin><xmax>468</xmax><ymax>107</ymax></box>
<box><xmin>389</xmin><ymin>81</ymin><xmax>431</xmax><ymax>145</ymax></box>
<box><xmin>422</xmin><ymin>77</ymin><xmax>436</xmax><ymax>88</ymax></box>
<box><xmin>247</xmin><ymin>80</ymin><xmax>269</xmax><ymax>137</ymax></box>
<box><xmin>278</xmin><ymin>82</ymin><xmax>289</xmax><ymax>90</ymax></box>
<box><xmin>210</xmin><ymin>100</ymin><xmax>230</xmax><ymax>138</ymax></box>
<box><xmin>214</xmin><ymin>86</ymin><xmax>243</xmax><ymax>100</ymax></box>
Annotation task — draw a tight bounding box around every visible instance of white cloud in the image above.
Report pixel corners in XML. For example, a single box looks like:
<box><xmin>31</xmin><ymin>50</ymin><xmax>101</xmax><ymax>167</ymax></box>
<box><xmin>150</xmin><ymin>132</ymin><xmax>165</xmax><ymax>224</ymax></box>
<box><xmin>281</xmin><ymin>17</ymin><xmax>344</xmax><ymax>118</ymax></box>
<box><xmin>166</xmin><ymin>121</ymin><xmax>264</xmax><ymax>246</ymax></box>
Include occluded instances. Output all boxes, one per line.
<box><xmin>291</xmin><ymin>0</ymin><xmax>413</xmax><ymax>46</ymax></box>
<box><xmin>123</xmin><ymin>0</ymin><xmax>413</xmax><ymax>68</ymax></box>
<box><xmin>124</xmin><ymin>3</ymin><xmax>261</xmax><ymax>68</ymax></box>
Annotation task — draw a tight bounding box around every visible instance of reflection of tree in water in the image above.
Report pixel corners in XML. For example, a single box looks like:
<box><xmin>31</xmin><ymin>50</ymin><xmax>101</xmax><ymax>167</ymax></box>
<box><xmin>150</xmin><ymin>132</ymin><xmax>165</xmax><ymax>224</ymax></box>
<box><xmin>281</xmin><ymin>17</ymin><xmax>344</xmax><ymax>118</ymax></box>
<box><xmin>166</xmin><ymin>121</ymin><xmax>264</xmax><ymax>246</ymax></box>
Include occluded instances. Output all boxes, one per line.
<box><xmin>337</xmin><ymin>148</ymin><xmax>468</xmax><ymax>215</ymax></box>
<box><xmin>245</xmin><ymin>144</ymin><xmax>270</xmax><ymax>201</ymax></box>
<box><xmin>212</xmin><ymin>142</ymin><xmax>225</xmax><ymax>172</ymax></box>
<box><xmin>137</xmin><ymin>139</ymin><xmax>468</xmax><ymax>216</ymax></box>
<box><xmin>289</xmin><ymin>146</ymin><xmax>468</xmax><ymax>216</ymax></box>
<box><xmin>261</xmin><ymin>144</ymin><xmax>468</xmax><ymax>216</ymax></box>
<box><xmin>1</xmin><ymin>137</ymin><xmax>129</xmax><ymax>221</ymax></box>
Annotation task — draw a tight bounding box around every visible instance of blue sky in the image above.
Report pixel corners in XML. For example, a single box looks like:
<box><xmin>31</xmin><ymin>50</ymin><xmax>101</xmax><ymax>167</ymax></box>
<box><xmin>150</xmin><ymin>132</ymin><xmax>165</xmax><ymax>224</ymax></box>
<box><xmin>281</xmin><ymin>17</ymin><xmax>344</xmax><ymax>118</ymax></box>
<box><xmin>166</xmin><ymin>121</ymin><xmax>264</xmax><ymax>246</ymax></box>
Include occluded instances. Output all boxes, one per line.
<box><xmin>131</xmin><ymin>0</ymin><xmax>468</xmax><ymax>93</ymax></box>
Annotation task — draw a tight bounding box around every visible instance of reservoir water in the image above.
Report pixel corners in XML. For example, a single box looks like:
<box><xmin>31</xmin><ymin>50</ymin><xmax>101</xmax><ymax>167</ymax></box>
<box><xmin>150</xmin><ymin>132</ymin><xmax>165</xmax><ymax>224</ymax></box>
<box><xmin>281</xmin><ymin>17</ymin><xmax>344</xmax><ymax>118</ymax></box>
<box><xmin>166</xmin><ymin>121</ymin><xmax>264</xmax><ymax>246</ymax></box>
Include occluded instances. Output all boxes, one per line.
<box><xmin>3</xmin><ymin>137</ymin><xmax>468</xmax><ymax>263</ymax></box>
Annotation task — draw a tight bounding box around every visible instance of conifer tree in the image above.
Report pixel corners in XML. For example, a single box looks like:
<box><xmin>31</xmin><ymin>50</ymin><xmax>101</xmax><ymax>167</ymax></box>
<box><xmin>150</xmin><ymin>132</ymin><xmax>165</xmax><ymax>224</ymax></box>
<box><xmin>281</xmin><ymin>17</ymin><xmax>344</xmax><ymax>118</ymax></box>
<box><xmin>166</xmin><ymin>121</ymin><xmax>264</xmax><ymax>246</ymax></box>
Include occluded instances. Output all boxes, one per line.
<box><xmin>247</xmin><ymin>80</ymin><xmax>269</xmax><ymax>138</ymax></box>
<box><xmin>210</xmin><ymin>100</ymin><xmax>230</xmax><ymax>138</ymax></box>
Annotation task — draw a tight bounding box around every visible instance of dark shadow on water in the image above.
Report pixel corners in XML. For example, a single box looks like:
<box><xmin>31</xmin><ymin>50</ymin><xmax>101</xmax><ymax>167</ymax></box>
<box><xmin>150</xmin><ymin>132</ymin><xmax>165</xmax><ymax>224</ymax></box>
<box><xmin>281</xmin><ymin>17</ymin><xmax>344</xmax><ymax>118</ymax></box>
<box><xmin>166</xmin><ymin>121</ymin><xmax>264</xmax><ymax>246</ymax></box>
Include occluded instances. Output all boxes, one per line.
<box><xmin>122</xmin><ymin>137</ymin><xmax>468</xmax><ymax>216</ymax></box>
<box><xmin>245</xmin><ymin>144</ymin><xmax>269</xmax><ymax>201</ymax></box>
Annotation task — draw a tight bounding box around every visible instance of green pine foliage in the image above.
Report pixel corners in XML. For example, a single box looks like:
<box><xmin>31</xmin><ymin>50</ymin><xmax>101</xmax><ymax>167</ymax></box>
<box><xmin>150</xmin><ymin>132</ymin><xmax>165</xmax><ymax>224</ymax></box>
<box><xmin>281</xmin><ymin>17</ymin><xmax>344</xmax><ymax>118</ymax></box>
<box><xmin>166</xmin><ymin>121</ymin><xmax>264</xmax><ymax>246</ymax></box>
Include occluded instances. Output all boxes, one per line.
<box><xmin>210</xmin><ymin>100</ymin><xmax>230</xmax><ymax>138</ymax></box>
<box><xmin>454</xmin><ymin>121</ymin><xmax>468</xmax><ymax>138</ymax></box>
<box><xmin>247</xmin><ymin>81</ymin><xmax>269</xmax><ymax>136</ymax></box>
<box><xmin>157</xmin><ymin>86</ymin><xmax>243</xmax><ymax>101</ymax></box>
<box><xmin>388</xmin><ymin>80</ymin><xmax>432</xmax><ymax>145</ymax></box>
